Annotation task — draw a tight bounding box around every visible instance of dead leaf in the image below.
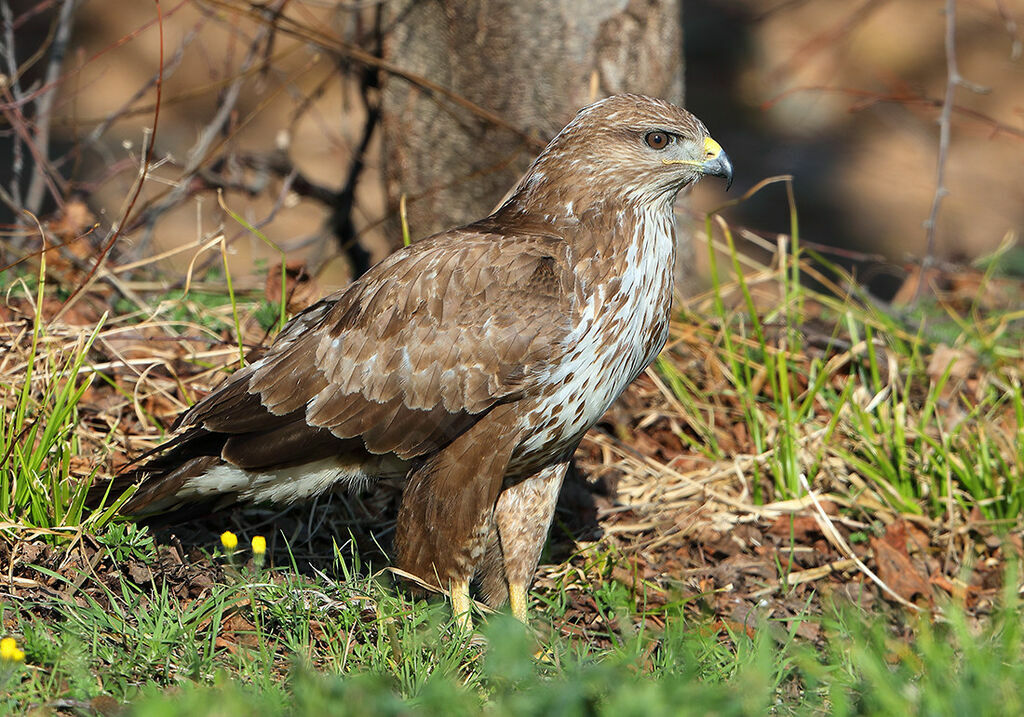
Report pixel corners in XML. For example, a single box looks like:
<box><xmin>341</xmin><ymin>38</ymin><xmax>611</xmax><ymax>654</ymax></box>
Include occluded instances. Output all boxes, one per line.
<box><xmin>47</xmin><ymin>199</ymin><xmax>96</xmax><ymax>243</ymax></box>
<box><xmin>126</xmin><ymin>561</ymin><xmax>153</xmax><ymax>585</ymax></box>
<box><xmin>891</xmin><ymin>265</ymin><xmax>941</xmax><ymax>306</ymax></box>
<box><xmin>265</xmin><ymin>260</ymin><xmax>320</xmax><ymax>314</ymax></box>
<box><xmin>89</xmin><ymin>695</ymin><xmax>123</xmax><ymax>716</ymax></box>
<box><xmin>768</xmin><ymin>515</ymin><xmax>821</xmax><ymax>541</ymax></box>
<box><xmin>870</xmin><ymin>536</ymin><xmax>932</xmax><ymax>605</ymax></box>
<box><xmin>880</xmin><ymin>519</ymin><xmax>909</xmax><ymax>552</ymax></box>
<box><xmin>927</xmin><ymin>343</ymin><xmax>976</xmax><ymax>381</ymax></box>
<box><xmin>219</xmin><ymin>612</ymin><xmax>260</xmax><ymax>648</ymax></box>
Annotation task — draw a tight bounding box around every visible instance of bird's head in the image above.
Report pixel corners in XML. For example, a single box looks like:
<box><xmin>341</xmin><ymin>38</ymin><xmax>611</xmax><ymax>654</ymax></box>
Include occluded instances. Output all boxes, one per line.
<box><xmin>513</xmin><ymin>94</ymin><xmax>732</xmax><ymax>216</ymax></box>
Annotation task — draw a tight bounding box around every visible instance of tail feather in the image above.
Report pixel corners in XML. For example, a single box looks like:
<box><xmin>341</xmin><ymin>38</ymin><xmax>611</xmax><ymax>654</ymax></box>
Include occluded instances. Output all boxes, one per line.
<box><xmin>87</xmin><ymin>427</ymin><xmax>228</xmax><ymax>515</ymax></box>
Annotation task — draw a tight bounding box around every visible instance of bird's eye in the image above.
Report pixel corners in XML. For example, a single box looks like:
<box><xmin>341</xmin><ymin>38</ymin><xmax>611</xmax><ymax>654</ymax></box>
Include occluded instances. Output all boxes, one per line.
<box><xmin>645</xmin><ymin>131</ymin><xmax>670</xmax><ymax>150</ymax></box>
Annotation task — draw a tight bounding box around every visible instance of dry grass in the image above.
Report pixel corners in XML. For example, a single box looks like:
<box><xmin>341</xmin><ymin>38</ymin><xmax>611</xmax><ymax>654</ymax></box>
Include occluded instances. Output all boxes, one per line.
<box><xmin>1</xmin><ymin>199</ymin><xmax>1023</xmax><ymax>714</ymax></box>
<box><xmin>3</xmin><ymin>1</ymin><xmax>1024</xmax><ymax>711</ymax></box>
<box><xmin>4</xmin><ymin>204</ymin><xmax>1022</xmax><ymax>628</ymax></box>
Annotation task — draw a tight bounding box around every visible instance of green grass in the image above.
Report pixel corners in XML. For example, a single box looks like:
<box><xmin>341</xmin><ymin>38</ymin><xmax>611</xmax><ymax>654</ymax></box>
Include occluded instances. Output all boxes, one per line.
<box><xmin>2</xmin><ymin>189</ymin><xmax>1024</xmax><ymax>712</ymax></box>
<box><xmin>0</xmin><ymin>267</ymin><xmax>115</xmax><ymax>534</ymax></box>
<box><xmin>2</xmin><ymin>523</ymin><xmax>1022</xmax><ymax>715</ymax></box>
<box><xmin>652</xmin><ymin>181</ymin><xmax>1024</xmax><ymax>522</ymax></box>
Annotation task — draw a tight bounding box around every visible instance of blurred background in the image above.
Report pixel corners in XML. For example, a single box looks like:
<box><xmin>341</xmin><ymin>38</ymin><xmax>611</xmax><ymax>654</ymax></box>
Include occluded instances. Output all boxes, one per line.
<box><xmin>2</xmin><ymin>0</ymin><xmax>1022</xmax><ymax>301</ymax></box>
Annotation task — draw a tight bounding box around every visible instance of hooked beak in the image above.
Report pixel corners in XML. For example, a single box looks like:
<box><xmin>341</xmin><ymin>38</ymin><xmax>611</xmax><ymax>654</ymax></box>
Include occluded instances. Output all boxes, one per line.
<box><xmin>700</xmin><ymin>137</ymin><xmax>734</xmax><ymax>190</ymax></box>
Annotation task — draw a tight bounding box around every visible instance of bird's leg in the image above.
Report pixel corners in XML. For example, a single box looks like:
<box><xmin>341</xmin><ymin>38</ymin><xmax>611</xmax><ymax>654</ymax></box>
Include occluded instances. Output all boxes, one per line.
<box><xmin>508</xmin><ymin>582</ymin><xmax>530</xmax><ymax>623</ymax></box>
<box><xmin>450</xmin><ymin>577</ymin><xmax>473</xmax><ymax>632</ymax></box>
<box><xmin>483</xmin><ymin>461</ymin><xmax>569</xmax><ymax>622</ymax></box>
<box><xmin>393</xmin><ymin>405</ymin><xmax>521</xmax><ymax>630</ymax></box>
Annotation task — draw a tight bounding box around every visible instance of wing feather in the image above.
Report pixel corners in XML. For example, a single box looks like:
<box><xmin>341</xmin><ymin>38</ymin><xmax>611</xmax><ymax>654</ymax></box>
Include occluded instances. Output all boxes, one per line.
<box><xmin>175</xmin><ymin>225</ymin><xmax>579</xmax><ymax>462</ymax></box>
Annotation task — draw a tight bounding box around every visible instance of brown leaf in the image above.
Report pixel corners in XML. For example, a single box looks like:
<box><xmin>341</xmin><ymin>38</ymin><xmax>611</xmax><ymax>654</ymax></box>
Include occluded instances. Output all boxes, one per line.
<box><xmin>265</xmin><ymin>260</ymin><xmax>320</xmax><ymax>314</ymax></box>
<box><xmin>48</xmin><ymin>199</ymin><xmax>96</xmax><ymax>244</ymax></box>
<box><xmin>714</xmin><ymin>617</ymin><xmax>757</xmax><ymax>640</ymax></box>
<box><xmin>767</xmin><ymin>502</ymin><xmax>837</xmax><ymax>541</ymax></box>
<box><xmin>891</xmin><ymin>266</ymin><xmax>941</xmax><ymax>306</ymax></box>
<box><xmin>630</xmin><ymin>430</ymin><xmax>662</xmax><ymax>457</ymax></box>
<box><xmin>126</xmin><ymin>561</ymin><xmax>153</xmax><ymax>585</ymax></box>
<box><xmin>16</xmin><ymin>541</ymin><xmax>47</xmax><ymax>566</ymax></box>
<box><xmin>946</xmin><ymin>269</ymin><xmax>1024</xmax><ymax>312</ymax></box>
<box><xmin>880</xmin><ymin>519</ymin><xmax>909</xmax><ymax>552</ymax></box>
<box><xmin>768</xmin><ymin>515</ymin><xmax>821</xmax><ymax>541</ymax></box>
<box><xmin>648</xmin><ymin>427</ymin><xmax>683</xmax><ymax>459</ymax></box>
<box><xmin>89</xmin><ymin>695</ymin><xmax>124</xmax><ymax>717</ymax></box>
<box><xmin>220</xmin><ymin>612</ymin><xmax>260</xmax><ymax>648</ymax></box>
<box><xmin>881</xmin><ymin>519</ymin><xmax>931</xmax><ymax>559</ymax></box>
<box><xmin>870</xmin><ymin>536</ymin><xmax>932</xmax><ymax>605</ymax></box>
<box><xmin>930</xmin><ymin>574</ymin><xmax>979</xmax><ymax>602</ymax></box>
<box><xmin>927</xmin><ymin>343</ymin><xmax>975</xmax><ymax>381</ymax></box>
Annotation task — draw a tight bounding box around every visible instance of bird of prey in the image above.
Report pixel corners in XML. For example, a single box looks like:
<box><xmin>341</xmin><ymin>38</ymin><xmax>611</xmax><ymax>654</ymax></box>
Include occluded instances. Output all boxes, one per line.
<box><xmin>111</xmin><ymin>94</ymin><xmax>732</xmax><ymax>629</ymax></box>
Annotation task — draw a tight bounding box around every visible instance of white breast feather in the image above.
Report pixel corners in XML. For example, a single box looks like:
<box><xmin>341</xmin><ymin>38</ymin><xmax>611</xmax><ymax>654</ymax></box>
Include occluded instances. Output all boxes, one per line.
<box><xmin>518</xmin><ymin>207</ymin><xmax>675</xmax><ymax>457</ymax></box>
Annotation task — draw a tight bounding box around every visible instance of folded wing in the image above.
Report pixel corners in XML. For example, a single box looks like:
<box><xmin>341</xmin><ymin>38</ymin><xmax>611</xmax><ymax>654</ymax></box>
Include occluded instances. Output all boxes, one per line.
<box><xmin>173</xmin><ymin>227</ymin><xmax>580</xmax><ymax>466</ymax></box>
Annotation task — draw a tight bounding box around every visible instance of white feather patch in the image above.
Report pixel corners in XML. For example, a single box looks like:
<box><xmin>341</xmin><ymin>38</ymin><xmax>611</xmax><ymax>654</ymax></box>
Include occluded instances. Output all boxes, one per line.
<box><xmin>180</xmin><ymin>456</ymin><xmax>406</xmax><ymax>504</ymax></box>
<box><xmin>515</xmin><ymin>206</ymin><xmax>675</xmax><ymax>462</ymax></box>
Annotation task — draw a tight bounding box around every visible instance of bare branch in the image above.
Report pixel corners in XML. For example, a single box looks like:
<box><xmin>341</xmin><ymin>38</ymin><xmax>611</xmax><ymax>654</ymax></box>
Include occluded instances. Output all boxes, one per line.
<box><xmin>130</xmin><ymin>7</ymin><xmax>278</xmax><ymax>258</ymax></box>
<box><xmin>23</xmin><ymin>0</ymin><xmax>76</xmax><ymax>217</ymax></box>
<box><xmin>993</xmin><ymin>0</ymin><xmax>1022</xmax><ymax>60</ymax></box>
<box><xmin>762</xmin><ymin>86</ymin><xmax>1023</xmax><ymax>143</ymax></box>
<box><xmin>84</xmin><ymin>21</ymin><xmax>202</xmax><ymax>148</ymax></box>
<box><xmin>198</xmin><ymin>0</ymin><xmax>547</xmax><ymax>151</ymax></box>
<box><xmin>918</xmin><ymin>0</ymin><xmax>988</xmax><ymax>301</ymax></box>
<box><xmin>766</xmin><ymin>0</ymin><xmax>889</xmax><ymax>87</ymax></box>
<box><xmin>920</xmin><ymin>0</ymin><xmax>959</xmax><ymax>279</ymax></box>
<box><xmin>1</xmin><ymin>0</ymin><xmax>24</xmax><ymax>208</ymax></box>
<box><xmin>51</xmin><ymin>0</ymin><xmax>167</xmax><ymax>324</ymax></box>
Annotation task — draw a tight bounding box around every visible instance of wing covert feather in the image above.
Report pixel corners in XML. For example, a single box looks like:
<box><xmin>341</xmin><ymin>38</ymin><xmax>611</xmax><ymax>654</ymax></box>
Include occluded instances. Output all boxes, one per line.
<box><xmin>178</xmin><ymin>228</ymin><xmax>579</xmax><ymax>459</ymax></box>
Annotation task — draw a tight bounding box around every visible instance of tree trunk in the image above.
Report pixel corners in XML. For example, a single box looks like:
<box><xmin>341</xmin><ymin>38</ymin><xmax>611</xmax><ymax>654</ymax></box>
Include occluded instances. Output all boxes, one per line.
<box><xmin>380</xmin><ymin>0</ymin><xmax>685</xmax><ymax>240</ymax></box>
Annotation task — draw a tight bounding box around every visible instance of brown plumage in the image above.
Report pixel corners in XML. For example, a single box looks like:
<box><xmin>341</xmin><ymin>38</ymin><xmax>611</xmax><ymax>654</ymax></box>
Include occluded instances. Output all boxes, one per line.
<box><xmin>109</xmin><ymin>94</ymin><xmax>733</xmax><ymax>627</ymax></box>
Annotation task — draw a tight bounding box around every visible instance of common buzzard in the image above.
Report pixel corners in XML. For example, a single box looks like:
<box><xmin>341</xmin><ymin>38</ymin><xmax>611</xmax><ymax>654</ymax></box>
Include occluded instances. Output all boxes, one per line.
<box><xmin>109</xmin><ymin>94</ymin><xmax>733</xmax><ymax>629</ymax></box>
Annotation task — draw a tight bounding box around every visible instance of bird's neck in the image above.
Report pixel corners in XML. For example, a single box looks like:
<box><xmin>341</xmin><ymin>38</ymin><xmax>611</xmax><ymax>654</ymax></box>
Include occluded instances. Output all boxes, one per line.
<box><xmin>491</xmin><ymin>186</ymin><xmax>679</xmax><ymax>267</ymax></box>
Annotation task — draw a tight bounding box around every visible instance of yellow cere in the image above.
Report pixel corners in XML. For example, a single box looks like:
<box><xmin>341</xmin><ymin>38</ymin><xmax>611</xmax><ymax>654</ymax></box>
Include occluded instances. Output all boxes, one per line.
<box><xmin>220</xmin><ymin>531</ymin><xmax>238</xmax><ymax>551</ymax></box>
<box><xmin>703</xmin><ymin>136</ymin><xmax>723</xmax><ymax>158</ymax></box>
<box><xmin>1</xmin><ymin>637</ymin><xmax>25</xmax><ymax>663</ymax></box>
<box><xmin>661</xmin><ymin>136</ymin><xmax>724</xmax><ymax>167</ymax></box>
<box><xmin>251</xmin><ymin>535</ymin><xmax>267</xmax><ymax>555</ymax></box>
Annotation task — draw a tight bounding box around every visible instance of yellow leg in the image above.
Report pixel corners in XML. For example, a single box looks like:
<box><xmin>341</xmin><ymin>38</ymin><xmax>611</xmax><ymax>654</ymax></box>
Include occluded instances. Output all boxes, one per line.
<box><xmin>450</xmin><ymin>578</ymin><xmax>473</xmax><ymax>633</ymax></box>
<box><xmin>508</xmin><ymin>582</ymin><xmax>529</xmax><ymax>623</ymax></box>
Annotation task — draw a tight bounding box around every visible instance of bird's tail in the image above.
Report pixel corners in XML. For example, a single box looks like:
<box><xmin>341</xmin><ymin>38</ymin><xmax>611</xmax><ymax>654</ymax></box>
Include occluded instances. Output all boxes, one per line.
<box><xmin>87</xmin><ymin>427</ymin><xmax>227</xmax><ymax>516</ymax></box>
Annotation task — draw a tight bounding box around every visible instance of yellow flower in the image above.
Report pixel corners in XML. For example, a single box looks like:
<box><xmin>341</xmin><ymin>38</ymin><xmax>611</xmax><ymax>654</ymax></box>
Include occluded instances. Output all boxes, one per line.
<box><xmin>220</xmin><ymin>531</ymin><xmax>238</xmax><ymax>551</ymax></box>
<box><xmin>251</xmin><ymin>536</ymin><xmax>267</xmax><ymax>555</ymax></box>
<box><xmin>0</xmin><ymin>637</ymin><xmax>25</xmax><ymax>663</ymax></box>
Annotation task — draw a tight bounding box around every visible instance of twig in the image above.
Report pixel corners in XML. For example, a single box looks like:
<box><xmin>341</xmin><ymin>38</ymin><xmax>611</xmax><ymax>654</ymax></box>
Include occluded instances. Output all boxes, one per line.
<box><xmin>1</xmin><ymin>0</ymin><xmax>24</xmax><ymax>209</ymax></box>
<box><xmin>132</xmin><ymin>5</ymin><xmax>277</xmax><ymax>257</ymax></box>
<box><xmin>192</xmin><ymin>165</ymin><xmax>300</xmax><ymax>281</ymax></box>
<box><xmin>767</xmin><ymin>0</ymin><xmax>888</xmax><ymax>86</ymax></box>
<box><xmin>917</xmin><ymin>0</ymin><xmax>988</xmax><ymax>302</ymax></box>
<box><xmin>798</xmin><ymin>473</ymin><xmax>924</xmax><ymax>612</ymax></box>
<box><xmin>785</xmin><ymin>558</ymin><xmax>858</xmax><ymax>586</ymax></box>
<box><xmin>84</xmin><ymin>21</ymin><xmax>202</xmax><ymax>148</ymax></box>
<box><xmin>199</xmin><ymin>0</ymin><xmax>547</xmax><ymax>151</ymax></box>
<box><xmin>762</xmin><ymin>86</ymin><xmax>1023</xmax><ymax>143</ymax></box>
<box><xmin>51</xmin><ymin>0</ymin><xmax>166</xmax><ymax>324</ymax></box>
<box><xmin>993</xmin><ymin>0</ymin><xmax>1022</xmax><ymax>60</ymax></box>
<box><xmin>23</xmin><ymin>0</ymin><xmax>76</xmax><ymax>217</ymax></box>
